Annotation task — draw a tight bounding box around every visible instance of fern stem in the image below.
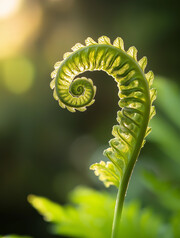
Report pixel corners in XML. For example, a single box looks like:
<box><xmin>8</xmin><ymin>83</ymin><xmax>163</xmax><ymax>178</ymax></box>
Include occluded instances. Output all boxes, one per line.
<box><xmin>111</xmin><ymin>159</ymin><xmax>137</xmax><ymax>237</ymax></box>
<box><xmin>111</xmin><ymin>164</ymin><xmax>132</xmax><ymax>238</ymax></box>
<box><xmin>111</xmin><ymin>181</ymin><xmax>124</xmax><ymax>237</ymax></box>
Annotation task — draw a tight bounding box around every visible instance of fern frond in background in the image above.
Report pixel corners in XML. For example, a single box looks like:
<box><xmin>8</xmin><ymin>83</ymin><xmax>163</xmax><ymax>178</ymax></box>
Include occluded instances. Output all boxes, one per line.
<box><xmin>29</xmin><ymin>187</ymin><xmax>169</xmax><ymax>238</ymax></box>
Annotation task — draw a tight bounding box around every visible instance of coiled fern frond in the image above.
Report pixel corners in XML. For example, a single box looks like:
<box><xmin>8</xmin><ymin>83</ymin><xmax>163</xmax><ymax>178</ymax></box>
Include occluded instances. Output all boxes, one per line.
<box><xmin>50</xmin><ymin>36</ymin><xmax>156</xmax><ymax>237</ymax></box>
<box><xmin>50</xmin><ymin>36</ymin><xmax>156</xmax><ymax>190</ymax></box>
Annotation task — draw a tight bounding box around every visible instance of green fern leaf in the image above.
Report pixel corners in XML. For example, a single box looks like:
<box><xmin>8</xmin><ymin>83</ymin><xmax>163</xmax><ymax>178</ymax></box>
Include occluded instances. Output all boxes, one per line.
<box><xmin>28</xmin><ymin>195</ymin><xmax>66</xmax><ymax>222</ymax></box>
<box><xmin>28</xmin><ymin>187</ymin><xmax>168</xmax><ymax>238</ymax></box>
<box><xmin>90</xmin><ymin>161</ymin><xmax>120</xmax><ymax>187</ymax></box>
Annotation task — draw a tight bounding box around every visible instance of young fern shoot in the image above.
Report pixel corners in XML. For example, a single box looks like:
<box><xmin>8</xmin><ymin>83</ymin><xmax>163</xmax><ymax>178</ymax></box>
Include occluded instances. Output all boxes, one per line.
<box><xmin>50</xmin><ymin>36</ymin><xmax>156</xmax><ymax>238</ymax></box>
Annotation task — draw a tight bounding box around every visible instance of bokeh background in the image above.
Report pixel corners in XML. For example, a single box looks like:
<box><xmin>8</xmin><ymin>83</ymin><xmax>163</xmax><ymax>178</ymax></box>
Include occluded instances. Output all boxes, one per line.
<box><xmin>0</xmin><ymin>0</ymin><xmax>180</xmax><ymax>237</ymax></box>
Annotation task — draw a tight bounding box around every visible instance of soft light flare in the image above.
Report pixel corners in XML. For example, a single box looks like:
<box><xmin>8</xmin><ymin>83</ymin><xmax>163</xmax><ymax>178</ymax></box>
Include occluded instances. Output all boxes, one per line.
<box><xmin>0</xmin><ymin>0</ymin><xmax>23</xmax><ymax>19</ymax></box>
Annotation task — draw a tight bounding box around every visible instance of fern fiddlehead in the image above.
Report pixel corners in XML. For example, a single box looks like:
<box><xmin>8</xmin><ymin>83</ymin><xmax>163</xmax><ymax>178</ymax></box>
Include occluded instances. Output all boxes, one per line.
<box><xmin>50</xmin><ymin>36</ymin><xmax>156</xmax><ymax>238</ymax></box>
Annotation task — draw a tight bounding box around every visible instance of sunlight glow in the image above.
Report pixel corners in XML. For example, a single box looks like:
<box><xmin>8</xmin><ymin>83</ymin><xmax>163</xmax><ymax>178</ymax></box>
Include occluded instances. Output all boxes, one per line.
<box><xmin>0</xmin><ymin>0</ymin><xmax>23</xmax><ymax>19</ymax></box>
<box><xmin>0</xmin><ymin>2</ymin><xmax>42</xmax><ymax>59</ymax></box>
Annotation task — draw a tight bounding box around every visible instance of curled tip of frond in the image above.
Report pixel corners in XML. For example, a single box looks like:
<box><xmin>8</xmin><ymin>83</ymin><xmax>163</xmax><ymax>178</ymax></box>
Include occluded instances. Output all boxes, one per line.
<box><xmin>113</xmin><ymin>37</ymin><xmax>124</xmax><ymax>51</ymax></box>
<box><xmin>52</xmin><ymin>76</ymin><xmax>96</xmax><ymax>112</ymax></box>
<box><xmin>138</xmin><ymin>56</ymin><xmax>147</xmax><ymax>72</ymax></box>
<box><xmin>98</xmin><ymin>36</ymin><xmax>111</xmax><ymax>45</ymax></box>
<box><xmin>127</xmin><ymin>46</ymin><xmax>138</xmax><ymax>60</ymax></box>
<box><xmin>145</xmin><ymin>71</ymin><xmax>154</xmax><ymax>88</ymax></box>
<box><xmin>71</xmin><ymin>43</ymin><xmax>84</xmax><ymax>52</ymax></box>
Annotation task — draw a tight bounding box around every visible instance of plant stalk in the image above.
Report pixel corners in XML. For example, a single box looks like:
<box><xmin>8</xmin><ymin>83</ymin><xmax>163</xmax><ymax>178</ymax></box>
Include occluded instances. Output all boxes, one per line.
<box><xmin>110</xmin><ymin>134</ymin><xmax>148</xmax><ymax>238</ymax></box>
<box><xmin>111</xmin><ymin>167</ymin><xmax>130</xmax><ymax>238</ymax></box>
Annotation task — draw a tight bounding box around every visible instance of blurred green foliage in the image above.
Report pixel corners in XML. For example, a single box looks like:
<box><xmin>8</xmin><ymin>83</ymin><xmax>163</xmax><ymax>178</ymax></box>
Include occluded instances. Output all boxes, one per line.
<box><xmin>29</xmin><ymin>186</ymin><xmax>169</xmax><ymax>238</ymax></box>
<box><xmin>143</xmin><ymin>171</ymin><xmax>180</xmax><ymax>212</ymax></box>
<box><xmin>148</xmin><ymin>76</ymin><xmax>180</xmax><ymax>163</ymax></box>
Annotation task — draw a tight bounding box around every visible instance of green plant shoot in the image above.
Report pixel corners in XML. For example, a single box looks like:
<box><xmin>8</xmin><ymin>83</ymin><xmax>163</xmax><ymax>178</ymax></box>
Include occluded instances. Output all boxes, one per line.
<box><xmin>50</xmin><ymin>36</ymin><xmax>156</xmax><ymax>238</ymax></box>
